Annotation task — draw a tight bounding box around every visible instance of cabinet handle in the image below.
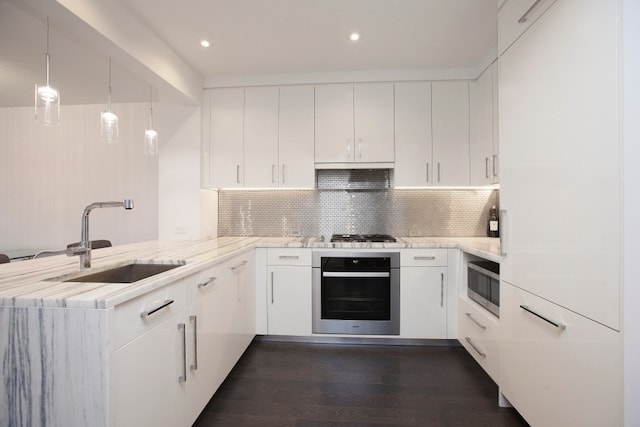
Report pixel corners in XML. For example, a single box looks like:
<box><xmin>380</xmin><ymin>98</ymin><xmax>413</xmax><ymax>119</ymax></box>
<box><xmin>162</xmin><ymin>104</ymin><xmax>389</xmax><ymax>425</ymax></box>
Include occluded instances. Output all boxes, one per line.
<box><xmin>236</xmin><ymin>165</ymin><xmax>240</xmax><ymax>184</ymax></box>
<box><xmin>520</xmin><ymin>305</ymin><xmax>566</xmax><ymax>331</ymax></box>
<box><xmin>271</xmin><ymin>271</ymin><xmax>275</xmax><ymax>304</ymax></box>
<box><xmin>358</xmin><ymin>138</ymin><xmax>362</xmax><ymax>160</ymax></box>
<box><xmin>230</xmin><ymin>260</ymin><xmax>248</xmax><ymax>271</ymax></box>
<box><xmin>485</xmin><ymin>157</ymin><xmax>490</xmax><ymax>179</ymax></box>
<box><xmin>426</xmin><ymin>163</ymin><xmax>429</xmax><ymax>183</ymax></box>
<box><xmin>440</xmin><ymin>272</ymin><xmax>444</xmax><ymax>307</ymax></box>
<box><xmin>518</xmin><ymin>0</ymin><xmax>544</xmax><ymax>23</ymax></box>
<box><xmin>278</xmin><ymin>255</ymin><xmax>300</xmax><ymax>260</ymax></box>
<box><xmin>414</xmin><ymin>256</ymin><xmax>436</xmax><ymax>261</ymax></box>
<box><xmin>139</xmin><ymin>299</ymin><xmax>174</xmax><ymax>318</ymax></box>
<box><xmin>178</xmin><ymin>323</ymin><xmax>187</xmax><ymax>383</ymax></box>
<box><xmin>189</xmin><ymin>315</ymin><xmax>198</xmax><ymax>371</ymax></box>
<box><xmin>499</xmin><ymin>209</ymin><xmax>507</xmax><ymax>257</ymax></box>
<box><xmin>197</xmin><ymin>276</ymin><xmax>217</xmax><ymax>288</ymax></box>
<box><xmin>437</xmin><ymin>163</ymin><xmax>441</xmax><ymax>183</ymax></box>
<box><xmin>282</xmin><ymin>164</ymin><xmax>286</xmax><ymax>184</ymax></box>
<box><xmin>465</xmin><ymin>312</ymin><xmax>487</xmax><ymax>330</ymax></box>
<box><xmin>346</xmin><ymin>140</ymin><xmax>351</xmax><ymax>160</ymax></box>
<box><xmin>492</xmin><ymin>155</ymin><xmax>498</xmax><ymax>177</ymax></box>
<box><xmin>272</xmin><ymin>164</ymin><xmax>276</xmax><ymax>184</ymax></box>
<box><xmin>465</xmin><ymin>337</ymin><xmax>486</xmax><ymax>358</ymax></box>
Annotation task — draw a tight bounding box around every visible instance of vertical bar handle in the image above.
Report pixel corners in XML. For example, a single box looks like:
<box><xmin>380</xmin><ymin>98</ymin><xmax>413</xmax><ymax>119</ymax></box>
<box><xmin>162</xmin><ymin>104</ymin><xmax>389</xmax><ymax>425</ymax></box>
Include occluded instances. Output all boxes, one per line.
<box><xmin>499</xmin><ymin>209</ymin><xmax>507</xmax><ymax>257</ymax></box>
<box><xmin>440</xmin><ymin>272</ymin><xmax>444</xmax><ymax>307</ymax></box>
<box><xmin>426</xmin><ymin>163</ymin><xmax>429</xmax><ymax>183</ymax></box>
<box><xmin>236</xmin><ymin>165</ymin><xmax>240</xmax><ymax>184</ymax></box>
<box><xmin>358</xmin><ymin>138</ymin><xmax>362</xmax><ymax>159</ymax></box>
<box><xmin>178</xmin><ymin>323</ymin><xmax>187</xmax><ymax>383</ymax></box>
<box><xmin>437</xmin><ymin>163</ymin><xmax>441</xmax><ymax>183</ymax></box>
<box><xmin>189</xmin><ymin>315</ymin><xmax>198</xmax><ymax>371</ymax></box>
<box><xmin>492</xmin><ymin>155</ymin><xmax>498</xmax><ymax>177</ymax></box>
<box><xmin>271</xmin><ymin>271</ymin><xmax>275</xmax><ymax>304</ymax></box>
<box><xmin>485</xmin><ymin>157</ymin><xmax>490</xmax><ymax>179</ymax></box>
<box><xmin>272</xmin><ymin>164</ymin><xmax>276</xmax><ymax>183</ymax></box>
<box><xmin>282</xmin><ymin>164</ymin><xmax>286</xmax><ymax>184</ymax></box>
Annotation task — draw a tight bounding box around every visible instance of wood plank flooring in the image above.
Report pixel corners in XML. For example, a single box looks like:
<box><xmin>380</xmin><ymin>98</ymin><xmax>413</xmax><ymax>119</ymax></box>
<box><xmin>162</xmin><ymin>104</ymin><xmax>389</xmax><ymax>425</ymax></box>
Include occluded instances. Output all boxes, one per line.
<box><xmin>193</xmin><ymin>340</ymin><xmax>529</xmax><ymax>427</ymax></box>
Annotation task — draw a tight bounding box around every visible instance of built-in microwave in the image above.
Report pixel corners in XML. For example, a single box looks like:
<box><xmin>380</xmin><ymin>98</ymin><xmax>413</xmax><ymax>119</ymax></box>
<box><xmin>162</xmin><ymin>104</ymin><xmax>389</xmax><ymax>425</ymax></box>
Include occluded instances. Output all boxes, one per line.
<box><xmin>467</xmin><ymin>260</ymin><xmax>500</xmax><ymax>317</ymax></box>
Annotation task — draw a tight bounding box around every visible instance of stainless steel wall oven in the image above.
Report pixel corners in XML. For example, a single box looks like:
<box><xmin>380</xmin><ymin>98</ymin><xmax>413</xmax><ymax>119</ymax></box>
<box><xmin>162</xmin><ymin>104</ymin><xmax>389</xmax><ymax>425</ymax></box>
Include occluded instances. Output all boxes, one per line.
<box><xmin>312</xmin><ymin>251</ymin><xmax>400</xmax><ymax>335</ymax></box>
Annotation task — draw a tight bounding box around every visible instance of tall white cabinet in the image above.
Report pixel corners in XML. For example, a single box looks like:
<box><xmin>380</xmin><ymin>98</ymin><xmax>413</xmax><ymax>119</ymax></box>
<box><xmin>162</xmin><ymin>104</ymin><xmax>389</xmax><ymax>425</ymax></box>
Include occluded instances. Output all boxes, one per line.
<box><xmin>470</xmin><ymin>63</ymin><xmax>498</xmax><ymax>186</ymax></box>
<box><xmin>498</xmin><ymin>0</ymin><xmax>622</xmax><ymax>425</ymax></box>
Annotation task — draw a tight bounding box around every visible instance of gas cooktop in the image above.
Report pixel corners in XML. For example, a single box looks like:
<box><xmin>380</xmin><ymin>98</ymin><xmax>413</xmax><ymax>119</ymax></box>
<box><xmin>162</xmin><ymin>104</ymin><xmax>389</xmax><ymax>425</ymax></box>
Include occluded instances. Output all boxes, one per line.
<box><xmin>330</xmin><ymin>234</ymin><xmax>397</xmax><ymax>243</ymax></box>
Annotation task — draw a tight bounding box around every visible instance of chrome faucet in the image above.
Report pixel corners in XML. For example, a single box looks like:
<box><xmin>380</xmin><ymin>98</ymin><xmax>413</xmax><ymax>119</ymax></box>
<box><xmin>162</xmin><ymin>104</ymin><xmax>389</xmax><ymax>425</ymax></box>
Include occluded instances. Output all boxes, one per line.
<box><xmin>76</xmin><ymin>199</ymin><xmax>134</xmax><ymax>269</ymax></box>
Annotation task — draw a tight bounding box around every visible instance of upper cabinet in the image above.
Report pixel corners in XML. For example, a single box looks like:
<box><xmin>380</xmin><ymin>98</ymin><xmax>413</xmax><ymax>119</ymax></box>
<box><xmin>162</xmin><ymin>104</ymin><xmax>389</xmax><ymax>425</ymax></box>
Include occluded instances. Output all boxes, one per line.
<box><xmin>209</xmin><ymin>88</ymin><xmax>245</xmax><ymax>188</ymax></box>
<box><xmin>315</xmin><ymin>83</ymin><xmax>394</xmax><ymax>167</ymax></box>
<box><xmin>470</xmin><ymin>62</ymin><xmax>499</xmax><ymax>186</ymax></box>
<box><xmin>432</xmin><ymin>81</ymin><xmax>470</xmax><ymax>186</ymax></box>
<box><xmin>244</xmin><ymin>87</ymin><xmax>279</xmax><ymax>188</ymax></box>
<box><xmin>498</xmin><ymin>0</ymin><xmax>557</xmax><ymax>55</ymax></box>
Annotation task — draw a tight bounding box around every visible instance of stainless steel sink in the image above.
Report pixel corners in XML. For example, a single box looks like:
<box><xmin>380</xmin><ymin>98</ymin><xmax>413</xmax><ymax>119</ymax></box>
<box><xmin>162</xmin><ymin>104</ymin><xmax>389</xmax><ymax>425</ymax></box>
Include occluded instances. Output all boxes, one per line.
<box><xmin>48</xmin><ymin>261</ymin><xmax>186</xmax><ymax>283</ymax></box>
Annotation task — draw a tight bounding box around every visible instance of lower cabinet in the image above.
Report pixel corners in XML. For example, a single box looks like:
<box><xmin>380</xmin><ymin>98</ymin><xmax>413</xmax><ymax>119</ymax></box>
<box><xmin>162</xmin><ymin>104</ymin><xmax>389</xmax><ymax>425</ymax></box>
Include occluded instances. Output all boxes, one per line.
<box><xmin>400</xmin><ymin>249</ymin><xmax>448</xmax><ymax>339</ymax></box>
<box><xmin>500</xmin><ymin>281</ymin><xmax>621</xmax><ymax>427</ymax></box>
<box><xmin>112</xmin><ymin>251</ymin><xmax>256</xmax><ymax>427</ymax></box>
<box><xmin>457</xmin><ymin>297</ymin><xmax>500</xmax><ymax>383</ymax></box>
<box><xmin>266</xmin><ymin>248</ymin><xmax>312</xmax><ymax>336</ymax></box>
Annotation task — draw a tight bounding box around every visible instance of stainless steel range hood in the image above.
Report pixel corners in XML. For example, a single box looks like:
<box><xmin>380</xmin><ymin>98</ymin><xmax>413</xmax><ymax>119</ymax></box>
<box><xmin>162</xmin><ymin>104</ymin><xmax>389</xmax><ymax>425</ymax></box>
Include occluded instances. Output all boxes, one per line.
<box><xmin>315</xmin><ymin>169</ymin><xmax>391</xmax><ymax>191</ymax></box>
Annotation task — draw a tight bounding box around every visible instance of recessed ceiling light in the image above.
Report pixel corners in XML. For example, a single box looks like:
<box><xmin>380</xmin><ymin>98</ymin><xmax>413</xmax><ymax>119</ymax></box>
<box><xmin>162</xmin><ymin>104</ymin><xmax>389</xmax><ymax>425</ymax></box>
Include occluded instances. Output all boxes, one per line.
<box><xmin>350</xmin><ymin>33</ymin><xmax>360</xmax><ymax>41</ymax></box>
<box><xmin>200</xmin><ymin>40</ymin><xmax>210</xmax><ymax>48</ymax></box>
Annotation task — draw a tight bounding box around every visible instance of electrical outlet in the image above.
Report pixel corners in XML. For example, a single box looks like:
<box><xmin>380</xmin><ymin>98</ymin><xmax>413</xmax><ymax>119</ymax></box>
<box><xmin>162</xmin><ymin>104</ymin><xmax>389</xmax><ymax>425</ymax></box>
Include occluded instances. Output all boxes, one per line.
<box><xmin>175</xmin><ymin>225</ymin><xmax>187</xmax><ymax>234</ymax></box>
<box><xmin>409</xmin><ymin>230</ymin><xmax>421</xmax><ymax>237</ymax></box>
<box><xmin>290</xmin><ymin>230</ymin><xmax>301</xmax><ymax>237</ymax></box>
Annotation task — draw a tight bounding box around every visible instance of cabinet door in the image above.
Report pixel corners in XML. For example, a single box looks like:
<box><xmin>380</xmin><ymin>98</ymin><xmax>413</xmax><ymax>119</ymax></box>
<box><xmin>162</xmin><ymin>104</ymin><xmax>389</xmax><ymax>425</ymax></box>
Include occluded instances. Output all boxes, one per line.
<box><xmin>211</xmin><ymin>88</ymin><xmax>244</xmax><ymax>188</ymax></box>
<box><xmin>500</xmin><ymin>282</ymin><xmax>621</xmax><ymax>427</ymax></box>
<box><xmin>470</xmin><ymin>64</ymin><xmax>495</xmax><ymax>186</ymax></box>
<box><xmin>113</xmin><ymin>311</ymin><xmax>185</xmax><ymax>427</ymax></box>
<box><xmin>315</xmin><ymin>84</ymin><xmax>354</xmax><ymax>163</ymax></box>
<box><xmin>279</xmin><ymin>85</ymin><xmax>315</xmax><ymax>188</ymax></box>
<box><xmin>400</xmin><ymin>267</ymin><xmax>447</xmax><ymax>339</ymax></box>
<box><xmin>267</xmin><ymin>266</ymin><xmax>312</xmax><ymax>336</ymax></box>
<box><xmin>499</xmin><ymin>0</ymin><xmax>620</xmax><ymax>329</ymax></box>
<box><xmin>354</xmin><ymin>83</ymin><xmax>394</xmax><ymax>163</ymax></box>
<box><xmin>394</xmin><ymin>82</ymin><xmax>432</xmax><ymax>186</ymax></box>
<box><xmin>244</xmin><ymin>87</ymin><xmax>280</xmax><ymax>188</ymax></box>
<box><xmin>432</xmin><ymin>81</ymin><xmax>470</xmax><ymax>186</ymax></box>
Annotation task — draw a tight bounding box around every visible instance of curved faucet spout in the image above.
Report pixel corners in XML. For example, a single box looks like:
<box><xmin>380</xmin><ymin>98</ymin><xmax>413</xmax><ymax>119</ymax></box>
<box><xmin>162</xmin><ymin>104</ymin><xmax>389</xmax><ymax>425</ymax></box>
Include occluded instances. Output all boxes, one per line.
<box><xmin>79</xmin><ymin>199</ymin><xmax>134</xmax><ymax>269</ymax></box>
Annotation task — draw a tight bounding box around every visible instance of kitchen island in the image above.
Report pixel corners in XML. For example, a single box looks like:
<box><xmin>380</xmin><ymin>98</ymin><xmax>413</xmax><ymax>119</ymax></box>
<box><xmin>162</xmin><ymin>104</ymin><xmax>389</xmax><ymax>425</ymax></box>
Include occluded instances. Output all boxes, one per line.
<box><xmin>0</xmin><ymin>236</ymin><xmax>498</xmax><ymax>426</ymax></box>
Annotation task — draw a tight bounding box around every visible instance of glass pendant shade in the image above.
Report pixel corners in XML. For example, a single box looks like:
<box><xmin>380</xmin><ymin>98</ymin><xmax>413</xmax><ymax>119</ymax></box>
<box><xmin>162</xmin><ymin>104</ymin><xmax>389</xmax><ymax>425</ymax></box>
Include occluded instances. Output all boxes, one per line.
<box><xmin>144</xmin><ymin>85</ymin><xmax>158</xmax><ymax>156</ymax></box>
<box><xmin>35</xmin><ymin>18</ymin><xmax>60</xmax><ymax>126</ymax></box>
<box><xmin>101</xmin><ymin>58</ymin><xmax>118</xmax><ymax>144</ymax></box>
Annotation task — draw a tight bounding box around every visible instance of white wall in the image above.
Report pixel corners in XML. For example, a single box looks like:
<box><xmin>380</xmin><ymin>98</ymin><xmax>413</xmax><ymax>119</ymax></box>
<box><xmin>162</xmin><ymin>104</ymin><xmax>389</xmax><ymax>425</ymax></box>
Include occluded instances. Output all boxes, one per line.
<box><xmin>0</xmin><ymin>103</ymin><xmax>159</xmax><ymax>252</ymax></box>
<box><xmin>157</xmin><ymin>102</ymin><xmax>203</xmax><ymax>240</ymax></box>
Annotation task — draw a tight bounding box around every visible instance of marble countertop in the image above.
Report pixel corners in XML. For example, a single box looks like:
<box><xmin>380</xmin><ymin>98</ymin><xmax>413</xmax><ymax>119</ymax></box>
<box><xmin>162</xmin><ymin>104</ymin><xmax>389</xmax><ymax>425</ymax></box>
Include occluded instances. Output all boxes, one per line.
<box><xmin>0</xmin><ymin>236</ymin><xmax>499</xmax><ymax>309</ymax></box>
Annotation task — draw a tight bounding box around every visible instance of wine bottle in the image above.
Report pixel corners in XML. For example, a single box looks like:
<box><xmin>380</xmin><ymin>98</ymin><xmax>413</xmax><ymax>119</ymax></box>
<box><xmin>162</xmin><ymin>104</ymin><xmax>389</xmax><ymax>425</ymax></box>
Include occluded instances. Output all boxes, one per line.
<box><xmin>487</xmin><ymin>205</ymin><xmax>499</xmax><ymax>238</ymax></box>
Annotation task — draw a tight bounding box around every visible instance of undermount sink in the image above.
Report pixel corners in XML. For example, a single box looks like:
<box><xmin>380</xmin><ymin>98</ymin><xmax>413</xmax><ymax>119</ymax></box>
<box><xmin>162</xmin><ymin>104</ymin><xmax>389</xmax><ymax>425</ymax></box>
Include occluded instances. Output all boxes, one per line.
<box><xmin>49</xmin><ymin>261</ymin><xmax>186</xmax><ymax>284</ymax></box>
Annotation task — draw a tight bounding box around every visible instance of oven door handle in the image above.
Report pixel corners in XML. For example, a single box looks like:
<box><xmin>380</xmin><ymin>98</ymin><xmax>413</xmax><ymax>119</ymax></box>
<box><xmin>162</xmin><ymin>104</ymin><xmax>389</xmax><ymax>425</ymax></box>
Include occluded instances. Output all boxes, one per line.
<box><xmin>322</xmin><ymin>272</ymin><xmax>390</xmax><ymax>278</ymax></box>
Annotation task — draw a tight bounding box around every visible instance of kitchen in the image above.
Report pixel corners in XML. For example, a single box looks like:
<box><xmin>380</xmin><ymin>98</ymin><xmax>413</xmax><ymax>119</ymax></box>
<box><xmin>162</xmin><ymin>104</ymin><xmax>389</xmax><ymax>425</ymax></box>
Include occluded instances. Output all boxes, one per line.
<box><xmin>0</xmin><ymin>0</ymin><xmax>638</xmax><ymax>426</ymax></box>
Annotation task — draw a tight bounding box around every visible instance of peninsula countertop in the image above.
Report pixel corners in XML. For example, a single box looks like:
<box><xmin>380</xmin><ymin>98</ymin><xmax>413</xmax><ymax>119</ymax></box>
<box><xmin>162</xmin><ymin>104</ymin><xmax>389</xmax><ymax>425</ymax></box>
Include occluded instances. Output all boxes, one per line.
<box><xmin>0</xmin><ymin>236</ymin><xmax>499</xmax><ymax>309</ymax></box>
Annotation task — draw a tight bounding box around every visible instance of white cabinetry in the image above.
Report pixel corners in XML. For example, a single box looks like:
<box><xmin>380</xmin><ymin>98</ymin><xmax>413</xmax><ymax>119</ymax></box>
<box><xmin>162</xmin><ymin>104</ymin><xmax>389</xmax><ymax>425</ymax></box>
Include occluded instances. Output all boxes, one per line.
<box><xmin>457</xmin><ymin>297</ymin><xmax>500</xmax><ymax>383</ymax></box>
<box><xmin>278</xmin><ymin>85</ymin><xmax>315</xmax><ymax>187</ymax></box>
<box><xmin>394</xmin><ymin>82</ymin><xmax>432</xmax><ymax>187</ymax></box>
<box><xmin>244</xmin><ymin>86</ymin><xmax>279</xmax><ymax>187</ymax></box>
<box><xmin>500</xmin><ymin>282</ymin><xmax>621</xmax><ymax>427</ymax></box>
<box><xmin>315</xmin><ymin>83</ymin><xmax>394</xmax><ymax>167</ymax></box>
<box><xmin>470</xmin><ymin>63</ymin><xmax>498</xmax><ymax>186</ymax></box>
<box><xmin>210</xmin><ymin>88</ymin><xmax>245</xmax><ymax>188</ymax></box>
<box><xmin>498</xmin><ymin>0</ymin><xmax>557</xmax><ymax>55</ymax></box>
<box><xmin>432</xmin><ymin>81</ymin><xmax>470</xmax><ymax>186</ymax></box>
<box><xmin>400</xmin><ymin>250</ymin><xmax>447</xmax><ymax>339</ymax></box>
<box><xmin>266</xmin><ymin>248</ymin><xmax>312</xmax><ymax>336</ymax></box>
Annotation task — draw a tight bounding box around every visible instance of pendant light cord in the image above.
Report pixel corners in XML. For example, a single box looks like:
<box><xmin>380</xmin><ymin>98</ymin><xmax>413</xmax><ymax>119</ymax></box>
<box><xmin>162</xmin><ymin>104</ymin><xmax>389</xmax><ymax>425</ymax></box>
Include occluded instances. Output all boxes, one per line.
<box><xmin>45</xmin><ymin>17</ymin><xmax>51</xmax><ymax>86</ymax></box>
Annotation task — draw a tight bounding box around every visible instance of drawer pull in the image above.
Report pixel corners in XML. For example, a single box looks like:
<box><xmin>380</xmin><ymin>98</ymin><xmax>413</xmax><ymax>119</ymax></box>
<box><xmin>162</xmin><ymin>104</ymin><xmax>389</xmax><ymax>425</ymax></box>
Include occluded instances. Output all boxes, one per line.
<box><xmin>178</xmin><ymin>323</ymin><xmax>187</xmax><ymax>383</ymax></box>
<box><xmin>492</xmin><ymin>155</ymin><xmax>499</xmax><ymax>177</ymax></box>
<box><xmin>230</xmin><ymin>260</ymin><xmax>248</xmax><ymax>271</ymax></box>
<box><xmin>414</xmin><ymin>256</ymin><xmax>436</xmax><ymax>261</ymax></box>
<box><xmin>197</xmin><ymin>276</ymin><xmax>217</xmax><ymax>288</ymax></box>
<box><xmin>271</xmin><ymin>271</ymin><xmax>275</xmax><ymax>304</ymax></box>
<box><xmin>518</xmin><ymin>0</ymin><xmax>544</xmax><ymax>23</ymax></box>
<box><xmin>189</xmin><ymin>315</ymin><xmax>198</xmax><ymax>371</ymax></box>
<box><xmin>140</xmin><ymin>299</ymin><xmax>174</xmax><ymax>318</ymax></box>
<box><xmin>465</xmin><ymin>312</ymin><xmax>487</xmax><ymax>330</ymax></box>
<box><xmin>520</xmin><ymin>305</ymin><xmax>566</xmax><ymax>330</ymax></box>
<box><xmin>278</xmin><ymin>255</ymin><xmax>300</xmax><ymax>260</ymax></box>
<box><xmin>440</xmin><ymin>273</ymin><xmax>444</xmax><ymax>307</ymax></box>
<box><xmin>465</xmin><ymin>337</ymin><xmax>486</xmax><ymax>358</ymax></box>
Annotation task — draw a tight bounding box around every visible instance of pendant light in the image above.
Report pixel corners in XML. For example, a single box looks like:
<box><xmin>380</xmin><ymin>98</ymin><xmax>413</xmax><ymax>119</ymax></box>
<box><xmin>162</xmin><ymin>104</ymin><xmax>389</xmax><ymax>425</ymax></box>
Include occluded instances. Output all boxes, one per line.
<box><xmin>101</xmin><ymin>58</ymin><xmax>118</xmax><ymax>144</ymax></box>
<box><xmin>35</xmin><ymin>17</ymin><xmax>60</xmax><ymax>126</ymax></box>
<box><xmin>144</xmin><ymin>85</ymin><xmax>158</xmax><ymax>156</ymax></box>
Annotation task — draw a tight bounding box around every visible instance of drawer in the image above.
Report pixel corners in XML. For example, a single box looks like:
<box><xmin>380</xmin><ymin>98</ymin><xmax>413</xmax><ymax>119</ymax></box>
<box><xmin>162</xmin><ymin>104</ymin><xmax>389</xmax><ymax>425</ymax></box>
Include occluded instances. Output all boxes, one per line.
<box><xmin>498</xmin><ymin>0</ymin><xmax>557</xmax><ymax>54</ymax></box>
<box><xmin>500</xmin><ymin>282</ymin><xmax>621</xmax><ymax>426</ymax></box>
<box><xmin>267</xmin><ymin>248</ymin><xmax>311</xmax><ymax>266</ymax></box>
<box><xmin>185</xmin><ymin>264</ymin><xmax>227</xmax><ymax>305</ymax></box>
<box><xmin>113</xmin><ymin>280</ymin><xmax>186</xmax><ymax>349</ymax></box>
<box><xmin>401</xmin><ymin>249</ymin><xmax>447</xmax><ymax>267</ymax></box>
<box><xmin>457</xmin><ymin>297</ymin><xmax>500</xmax><ymax>383</ymax></box>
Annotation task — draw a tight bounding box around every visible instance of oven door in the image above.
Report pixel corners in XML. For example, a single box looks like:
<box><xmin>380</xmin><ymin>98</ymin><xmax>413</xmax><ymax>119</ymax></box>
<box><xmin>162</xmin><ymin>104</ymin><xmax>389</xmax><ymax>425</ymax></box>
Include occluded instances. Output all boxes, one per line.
<box><xmin>312</xmin><ymin>252</ymin><xmax>400</xmax><ymax>335</ymax></box>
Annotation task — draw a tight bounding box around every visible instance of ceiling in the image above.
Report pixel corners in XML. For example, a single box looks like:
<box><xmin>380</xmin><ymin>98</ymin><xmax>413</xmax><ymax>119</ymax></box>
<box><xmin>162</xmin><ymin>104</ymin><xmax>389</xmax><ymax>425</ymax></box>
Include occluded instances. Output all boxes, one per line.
<box><xmin>0</xmin><ymin>0</ymin><xmax>497</xmax><ymax>107</ymax></box>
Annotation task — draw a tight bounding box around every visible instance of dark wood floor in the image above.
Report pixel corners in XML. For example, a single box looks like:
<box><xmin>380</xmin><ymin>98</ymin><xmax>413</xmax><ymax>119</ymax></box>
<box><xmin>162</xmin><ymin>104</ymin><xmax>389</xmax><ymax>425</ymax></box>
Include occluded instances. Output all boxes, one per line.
<box><xmin>193</xmin><ymin>340</ymin><xmax>529</xmax><ymax>427</ymax></box>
